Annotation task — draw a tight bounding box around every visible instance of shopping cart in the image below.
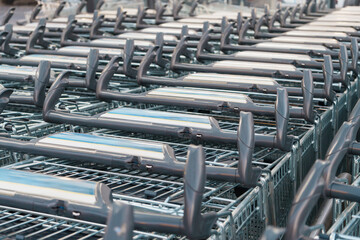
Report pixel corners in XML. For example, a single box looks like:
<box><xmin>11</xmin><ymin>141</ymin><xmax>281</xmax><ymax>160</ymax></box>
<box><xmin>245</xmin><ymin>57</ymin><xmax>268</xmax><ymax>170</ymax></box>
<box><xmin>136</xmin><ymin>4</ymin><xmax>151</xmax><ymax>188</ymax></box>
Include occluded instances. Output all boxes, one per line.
<box><xmin>261</xmin><ymin>98</ymin><xmax>360</xmax><ymax>239</ymax></box>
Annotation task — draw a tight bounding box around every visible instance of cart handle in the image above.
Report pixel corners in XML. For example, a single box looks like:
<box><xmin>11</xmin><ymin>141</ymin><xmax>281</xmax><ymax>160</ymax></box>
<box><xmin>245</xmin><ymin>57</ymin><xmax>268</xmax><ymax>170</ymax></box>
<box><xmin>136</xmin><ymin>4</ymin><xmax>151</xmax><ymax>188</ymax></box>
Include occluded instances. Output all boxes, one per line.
<box><xmin>189</xmin><ymin>0</ymin><xmax>198</xmax><ymax>17</ymax></box>
<box><xmin>172</xmin><ymin>0</ymin><xmax>184</xmax><ymax>20</ymax></box>
<box><xmin>351</xmin><ymin>38</ymin><xmax>359</xmax><ymax>76</ymax></box>
<box><xmin>90</xmin><ymin>14</ymin><xmax>105</xmax><ymax>38</ymax></box>
<box><xmin>0</xmin><ymin>7</ymin><xmax>15</xmax><ymax>26</ymax></box>
<box><xmin>135</xmin><ymin>6</ymin><xmax>148</xmax><ymax>29</ymax></box>
<box><xmin>280</xmin><ymin>7</ymin><xmax>291</xmax><ymax>27</ymax></box>
<box><xmin>26</xmin><ymin>18</ymin><xmax>51</xmax><ymax>52</ymax></box>
<box><xmin>44</xmin><ymin>72</ymin><xmax>264</xmax><ymax>185</ymax></box>
<box><xmin>29</xmin><ymin>4</ymin><xmax>42</xmax><ymax>22</ymax></box>
<box><xmin>0</xmin><ymin>24</ymin><xmax>17</xmax><ymax>56</ymax></box>
<box><xmin>53</xmin><ymin>1</ymin><xmax>66</xmax><ymax>18</ymax></box>
<box><xmin>61</xmin><ymin>18</ymin><xmax>79</xmax><ymax>44</ymax></box>
<box><xmin>254</xmin><ymin>14</ymin><xmax>268</xmax><ymax>38</ymax></box>
<box><xmin>138</xmin><ymin>45</ymin><xmax>293</xmax><ymax>151</ymax></box>
<box><xmin>113</xmin><ymin>7</ymin><xmax>125</xmax><ymax>34</ymax></box>
<box><xmin>155</xmin><ymin>2</ymin><xmax>167</xmax><ymax>24</ymax></box>
<box><xmin>95</xmin><ymin>0</ymin><xmax>104</xmax><ymax>10</ymax></box>
<box><xmin>282</xmin><ymin>100</ymin><xmax>360</xmax><ymax>239</ymax></box>
<box><xmin>34</xmin><ymin>60</ymin><xmax>51</xmax><ymax>108</ymax></box>
<box><xmin>104</xmin><ymin>203</ymin><xmax>133</xmax><ymax>240</ymax></box>
<box><xmin>75</xmin><ymin>0</ymin><xmax>87</xmax><ymax>14</ymax></box>
<box><xmin>339</xmin><ymin>44</ymin><xmax>349</xmax><ymax>87</ymax></box>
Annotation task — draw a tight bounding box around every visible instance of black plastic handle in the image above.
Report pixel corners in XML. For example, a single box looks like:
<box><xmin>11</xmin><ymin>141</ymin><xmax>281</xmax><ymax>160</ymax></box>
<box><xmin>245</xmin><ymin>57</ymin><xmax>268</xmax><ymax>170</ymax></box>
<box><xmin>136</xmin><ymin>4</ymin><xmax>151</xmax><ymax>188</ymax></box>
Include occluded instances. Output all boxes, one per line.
<box><xmin>202</xmin><ymin>21</ymin><xmax>210</xmax><ymax>33</ymax></box>
<box><xmin>54</xmin><ymin>1</ymin><xmax>66</xmax><ymax>18</ymax></box>
<box><xmin>322</xmin><ymin>55</ymin><xmax>336</xmax><ymax>102</ymax></box>
<box><xmin>170</xmin><ymin>35</ymin><xmax>194</xmax><ymax>71</ymax></box>
<box><xmin>323</xmin><ymin>121</ymin><xmax>360</xmax><ymax>201</ymax></box>
<box><xmin>280</xmin><ymin>7</ymin><xmax>291</xmax><ymax>27</ymax></box>
<box><xmin>339</xmin><ymin>44</ymin><xmax>349</xmax><ymax>87</ymax></box>
<box><xmin>43</xmin><ymin>71</ymin><xmax>72</xmax><ymax>121</ymax></box>
<box><xmin>76</xmin><ymin>0</ymin><xmax>86</xmax><ymax>14</ymax></box>
<box><xmin>268</xmin><ymin>10</ymin><xmax>281</xmax><ymax>31</ymax></box>
<box><xmin>180</xmin><ymin>25</ymin><xmax>189</xmax><ymax>39</ymax></box>
<box><xmin>85</xmin><ymin>49</ymin><xmax>100</xmax><ymax>91</ymax></box>
<box><xmin>283</xmin><ymin>160</ymin><xmax>328</xmax><ymax>240</ymax></box>
<box><xmin>135</xmin><ymin>6</ymin><xmax>147</xmax><ymax>28</ymax></box>
<box><xmin>154</xmin><ymin>33</ymin><xmax>169</xmax><ymax>68</ymax></box>
<box><xmin>113</xmin><ymin>7</ymin><xmax>125</xmax><ymax>34</ymax></box>
<box><xmin>155</xmin><ymin>2</ymin><xmax>167</xmax><ymax>24</ymax></box>
<box><xmin>90</xmin><ymin>14</ymin><xmax>104</xmax><ymax>38</ymax></box>
<box><xmin>307</xmin><ymin>0</ymin><xmax>316</xmax><ymax>14</ymax></box>
<box><xmin>123</xmin><ymin>40</ymin><xmax>137</xmax><ymax>78</ymax></box>
<box><xmin>34</xmin><ymin>60</ymin><xmax>51</xmax><ymax>108</ymax></box>
<box><xmin>183</xmin><ymin>145</ymin><xmax>218</xmax><ymax>239</ymax></box>
<box><xmin>96</xmin><ymin>56</ymin><xmax>122</xmax><ymax>101</ymax></box>
<box><xmin>172</xmin><ymin>0</ymin><xmax>184</xmax><ymax>20</ymax></box>
<box><xmin>299</xmin><ymin>4</ymin><xmax>307</xmax><ymax>19</ymax></box>
<box><xmin>235</xmin><ymin>13</ymin><xmax>243</xmax><ymax>34</ymax></box>
<box><xmin>350</xmin><ymin>38</ymin><xmax>359</xmax><ymax>76</ymax></box>
<box><xmin>26</xmin><ymin>18</ymin><xmax>52</xmax><ymax>53</ymax></box>
<box><xmin>302</xmin><ymin>70</ymin><xmax>315</xmax><ymax>123</ymax></box>
<box><xmin>104</xmin><ymin>203</ymin><xmax>133</xmax><ymax>240</ymax></box>
<box><xmin>0</xmin><ymin>24</ymin><xmax>16</xmax><ymax>56</ymax></box>
<box><xmin>275</xmin><ymin>88</ymin><xmax>293</xmax><ymax>151</ymax></box>
<box><xmin>60</xmin><ymin>19</ymin><xmax>79</xmax><ymax>45</ymax></box>
<box><xmin>189</xmin><ymin>1</ymin><xmax>198</xmax><ymax>17</ymax></box>
<box><xmin>238</xmin><ymin>19</ymin><xmax>251</xmax><ymax>44</ymax></box>
<box><xmin>220</xmin><ymin>22</ymin><xmax>232</xmax><ymax>50</ymax></box>
<box><xmin>250</xmin><ymin>8</ymin><xmax>256</xmax><ymax>29</ymax></box>
<box><xmin>0</xmin><ymin>7</ymin><xmax>15</xmax><ymax>26</ymax></box>
<box><xmin>95</xmin><ymin>0</ymin><xmax>104</xmax><ymax>10</ymax></box>
<box><xmin>237</xmin><ymin>112</ymin><xmax>262</xmax><ymax>188</ymax></box>
<box><xmin>348</xmin><ymin>98</ymin><xmax>360</xmax><ymax>123</ymax></box>
<box><xmin>196</xmin><ymin>29</ymin><xmax>215</xmax><ymax>59</ymax></box>
<box><xmin>30</xmin><ymin>4</ymin><xmax>42</xmax><ymax>22</ymax></box>
<box><xmin>254</xmin><ymin>14</ymin><xmax>268</xmax><ymax>37</ymax></box>
<box><xmin>290</xmin><ymin>4</ymin><xmax>300</xmax><ymax>22</ymax></box>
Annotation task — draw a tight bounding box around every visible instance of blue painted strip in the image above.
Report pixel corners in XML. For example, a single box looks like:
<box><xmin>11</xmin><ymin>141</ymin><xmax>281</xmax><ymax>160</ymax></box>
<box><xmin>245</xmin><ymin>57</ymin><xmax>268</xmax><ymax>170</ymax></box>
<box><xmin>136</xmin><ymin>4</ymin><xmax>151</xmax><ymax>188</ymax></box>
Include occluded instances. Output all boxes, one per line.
<box><xmin>106</xmin><ymin>108</ymin><xmax>210</xmax><ymax>124</ymax></box>
<box><xmin>0</xmin><ymin>169</ymin><xmax>96</xmax><ymax>195</ymax></box>
<box><xmin>48</xmin><ymin>132</ymin><xmax>163</xmax><ymax>154</ymax></box>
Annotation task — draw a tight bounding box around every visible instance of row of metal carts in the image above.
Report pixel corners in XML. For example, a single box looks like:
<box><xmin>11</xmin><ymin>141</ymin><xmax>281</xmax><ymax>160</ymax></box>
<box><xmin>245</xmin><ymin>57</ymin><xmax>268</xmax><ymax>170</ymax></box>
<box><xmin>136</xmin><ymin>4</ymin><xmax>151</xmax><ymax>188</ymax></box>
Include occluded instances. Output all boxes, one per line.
<box><xmin>0</xmin><ymin>0</ymin><xmax>359</xmax><ymax>239</ymax></box>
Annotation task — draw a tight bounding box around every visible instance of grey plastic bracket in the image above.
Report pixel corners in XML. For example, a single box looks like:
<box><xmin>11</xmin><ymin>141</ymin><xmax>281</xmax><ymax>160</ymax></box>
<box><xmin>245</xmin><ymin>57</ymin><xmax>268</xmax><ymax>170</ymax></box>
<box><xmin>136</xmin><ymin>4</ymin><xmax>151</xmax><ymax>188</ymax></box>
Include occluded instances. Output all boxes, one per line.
<box><xmin>350</xmin><ymin>38</ymin><xmax>359</xmax><ymax>76</ymax></box>
<box><xmin>322</xmin><ymin>55</ymin><xmax>336</xmax><ymax>102</ymax></box>
<box><xmin>90</xmin><ymin>14</ymin><xmax>105</xmax><ymax>38</ymax></box>
<box><xmin>85</xmin><ymin>49</ymin><xmax>100</xmax><ymax>91</ymax></box>
<box><xmin>104</xmin><ymin>203</ymin><xmax>133</xmax><ymax>240</ymax></box>
<box><xmin>34</xmin><ymin>60</ymin><xmax>51</xmax><ymax>107</ymax></box>
<box><xmin>302</xmin><ymin>70</ymin><xmax>316</xmax><ymax>123</ymax></box>
<box><xmin>155</xmin><ymin>2</ymin><xmax>167</xmax><ymax>24</ymax></box>
<box><xmin>113</xmin><ymin>7</ymin><xmax>125</xmax><ymax>34</ymax></box>
<box><xmin>182</xmin><ymin>145</ymin><xmax>218</xmax><ymax>239</ymax></box>
<box><xmin>76</xmin><ymin>0</ymin><xmax>86</xmax><ymax>14</ymax></box>
<box><xmin>54</xmin><ymin>1</ymin><xmax>66</xmax><ymax>18</ymax></box>
<box><xmin>172</xmin><ymin>0</ymin><xmax>184</xmax><ymax>20</ymax></box>
<box><xmin>237</xmin><ymin>112</ymin><xmax>262</xmax><ymax>188</ymax></box>
<box><xmin>61</xmin><ymin>19</ymin><xmax>79</xmax><ymax>45</ymax></box>
<box><xmin>30</xmin><ymin>4</ymin><xmax>42</xmax><ymax>22</ymax></box>
<box><xmin>339</xmin><ymin>44</ymin><xmax>349</xmax><ymax>87</ymax></box>
<box><xmin>0</xmin><ymin>7</ymin><xmax>15</xmax><ymax>26</ymax></box>
<box><xmin>26</xmin><ymin>18</ymin><xmax>51</xmax><ymax>52</ymax></box>
<box><xmin>0</xmin><ymin>24</ymin><xmax>17</xmax><ymax>56</ymax></box>
<box><xmin>95</xmin><ymin>0</ymin><xmax>105</xmax><ymax>10</ymax></box>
